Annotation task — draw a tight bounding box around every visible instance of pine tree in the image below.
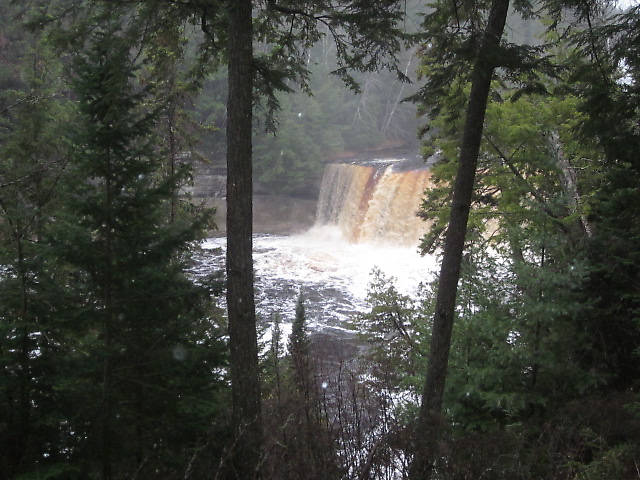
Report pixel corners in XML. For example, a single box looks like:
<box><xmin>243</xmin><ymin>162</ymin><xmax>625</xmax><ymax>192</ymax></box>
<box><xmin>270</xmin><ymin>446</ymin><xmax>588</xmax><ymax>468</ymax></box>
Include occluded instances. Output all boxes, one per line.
<box><xmin>568</xmin><ymin>5</ymin><xmax>640</xmax><ymax>391</ymax></box>
<box><xmin>289</xmin><ymin>292</ymin><xmax>310</xmax><ymax>394</ymax></box>
<box><xmin>410</xmin><ymin>1</ymin><xmax>511</xmax><ymax>476</ymax></box>
<box><xmin>32</xmin><ymin>3</ymin><xmax>412</xmax><ymax>476</ymax></box>
<box><xmin>283</xmin><ymin>292</ymin><xmax>342</xmax><ymax>479</ymax></box>
<box><xmin>0</xmin><ymin>9</ymin><xmax>72</xmax><ymax>477</ymax></box>
<box><xmin>47</xmin><ymin>23</ymin><xmax>226</xmax><ymax>478</ymax></box>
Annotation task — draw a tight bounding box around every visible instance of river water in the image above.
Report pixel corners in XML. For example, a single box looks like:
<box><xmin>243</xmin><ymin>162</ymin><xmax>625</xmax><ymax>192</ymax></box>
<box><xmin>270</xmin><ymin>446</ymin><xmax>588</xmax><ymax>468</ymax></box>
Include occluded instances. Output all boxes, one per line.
<box><xmin>192</xmin><ymin>225</ymin><xmax>438</xmax><ymax>338</ymax></box>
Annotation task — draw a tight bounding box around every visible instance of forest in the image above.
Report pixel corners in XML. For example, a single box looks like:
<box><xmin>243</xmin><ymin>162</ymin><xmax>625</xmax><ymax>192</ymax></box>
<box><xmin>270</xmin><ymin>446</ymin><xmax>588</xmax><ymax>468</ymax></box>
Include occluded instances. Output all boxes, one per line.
<box><xmin>1</xmin><ymin>0</ymin><xmax>639</xmax><ymax>479</ymax></box>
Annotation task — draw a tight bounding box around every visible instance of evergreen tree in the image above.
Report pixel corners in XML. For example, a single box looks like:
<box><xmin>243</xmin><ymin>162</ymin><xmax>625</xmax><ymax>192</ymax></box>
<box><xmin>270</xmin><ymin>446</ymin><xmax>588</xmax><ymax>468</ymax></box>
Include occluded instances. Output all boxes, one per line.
<box><xmin>0</xmin><ymin>8</ymin><xmax>73</xmax><ymax>477</ymax></box>
<box><xmin>283</xmin><ymin>292</ymin><xmax>341</xmax><ymax>479</ymax></box>
<box><xmin>223</xmin><ymin>2</ymin><xmax>409</xmax><ymax>475</ymax></box>
<box><xmin>29</xmin><ymin>3</ymin><xmax>411</xmax><ymax>475</ymax></box>
<box><xmin>407</xmin><ymin>0</ymin><xmax>628</xmax><ymax>476</ymax></box>
<box><xmin>46</xmin><ymin>23</ymin><xmax>227</xmax><ymax>478</ymax></box>
<box><xmin>410</xmin><ymin>1</ymin><xmax>510</xmax><ymax>476</ymax></box>
<box><xmin>267</xmin><ymin>312</ymin><xmax>284</xmax><ymax>404</ymax></box>
<box><xmin>289</xmin><ymin>292</ymin><xmax>310</xmax><ymax>390</ymax></box>
<box><xmin>567</xmin><ymin>4</ymin><xmax>640</xmax><ymax>391</ymax></box>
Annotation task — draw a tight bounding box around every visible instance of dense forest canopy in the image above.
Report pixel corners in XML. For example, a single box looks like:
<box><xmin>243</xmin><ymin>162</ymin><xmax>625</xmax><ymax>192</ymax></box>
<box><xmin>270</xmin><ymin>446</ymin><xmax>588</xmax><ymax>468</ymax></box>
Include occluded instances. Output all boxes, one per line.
<box><xmin>1</xmin><ymin>0</ymin><xmax>639</xmax><ymax>479</ymax></box>
<box><xmin>189</xmin><ymin>17</ymin><xmax>422</xmax><ymax>198</ymax></box>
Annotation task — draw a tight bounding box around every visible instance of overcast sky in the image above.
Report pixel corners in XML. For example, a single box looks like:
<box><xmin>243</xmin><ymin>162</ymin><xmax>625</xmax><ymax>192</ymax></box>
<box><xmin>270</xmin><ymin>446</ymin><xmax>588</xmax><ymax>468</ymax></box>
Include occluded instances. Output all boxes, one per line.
<box><xmin>617</xmin><ymin>0</ymin><xmax>639</xmax><ymax>8</ymax></box>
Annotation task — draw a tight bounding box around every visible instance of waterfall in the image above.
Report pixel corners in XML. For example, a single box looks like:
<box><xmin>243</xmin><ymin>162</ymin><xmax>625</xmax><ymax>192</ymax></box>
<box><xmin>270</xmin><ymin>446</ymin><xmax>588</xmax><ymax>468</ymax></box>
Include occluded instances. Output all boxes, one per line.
<box><xmin>315</xmin><ymin>161</ymin><xmax>433</xmax><ymax>245</ymax></box>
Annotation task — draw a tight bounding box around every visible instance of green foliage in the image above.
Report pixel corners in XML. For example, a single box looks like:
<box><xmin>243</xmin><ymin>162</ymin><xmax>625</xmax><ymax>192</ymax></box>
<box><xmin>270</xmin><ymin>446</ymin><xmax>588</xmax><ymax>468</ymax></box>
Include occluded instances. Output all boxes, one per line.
<box><xmin>253</xmin><ymin>89</ymin><xmax>331</xmax><ymax>196</ymax></box>
<box><xmin>15</xmin><ymin>21</ymin><xmax>229</xmax><ymax>477</ymax></box>
<box><xmin>260</xmin><ymin>297</ymin><xmax>343</xmax><ymax>480</ymax></box>
<box><xmin>198</xmin><ymin>51</ymin><xmax>420</xmax><ymax>196</ymax></box>
<box><xmin>288</xmin><ymin>292</ymin><xmax>313</xmax><ymax>400</ymax></box>
<box><xmin>564</xmin><ymin>5</ymin><xmax>640</xmax><ymax>390</ymax></box>
<box><xmin>47</xmin><ymin>1</ymin><xmax>418</xmax><ymax>198</ymax></box>
<box><xmin>262</xmin><ymin>312</ymin><xmax>284</xmax><ymax>399</ymax></box>
<box><xmin>353</xmin><ymin>3</ymin><xmax>640</xmax><ymax>477</ymax></box>
<box><xmin>289</xmin><ymin>292</ymin><xmax>309</xmax><ymax>358</ymax></box>
<box><xmin>4</xmin><ymin>1</ymin><xmax>640</xmax><ymax>478</ymax></box>
<box><xmin>0</xmin><ymin>10</ymin><xmax>74</xmax><ymax>476</ymax></box>
<box><xmin>410</xmin><ymin>0</ymin><xmax>553</xmax><ymax>123</ymax></box>
<box><xmin>251</xmin><ymin>0</ymin><xmax>409</xmax><ymax>110</ymax></box>
<box><xmin>416</xmin><ymin>85</ymin><xmax>609</xmax><ymax>423</ymax></box>
<box><xmin>351</xmin><ymin>268</ymin><xmax>430</xmax><ymax>395</ymax></box>
<box><xmin>141</xmin><ymin>15</ymin><xmax>209</xmax><ymax>223</ymax></box>
<box><xmin>355</xmin><ymin>247</ymin><xmax>639</xmax><ymax>476</ymax></box>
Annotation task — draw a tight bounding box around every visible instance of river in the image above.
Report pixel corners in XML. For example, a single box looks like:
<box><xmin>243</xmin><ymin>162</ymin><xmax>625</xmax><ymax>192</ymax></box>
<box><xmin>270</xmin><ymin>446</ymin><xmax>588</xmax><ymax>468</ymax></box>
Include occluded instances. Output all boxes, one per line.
<box><xmin>192</xmin><ymin>225</ymin><xmax>437</xmax><ymax>340</ymax></box>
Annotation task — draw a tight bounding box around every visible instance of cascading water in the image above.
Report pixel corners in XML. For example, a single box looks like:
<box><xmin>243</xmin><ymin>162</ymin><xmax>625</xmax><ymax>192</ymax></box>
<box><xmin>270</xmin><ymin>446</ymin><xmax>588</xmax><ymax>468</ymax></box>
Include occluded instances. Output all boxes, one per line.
<box><xmin>193</xmin><ymin>157</ymin><xmax>437</xmax><ymax>336</ymax></box>
<box><xmin>315</xmin><ymin>161</ymin><xmax>433</xmax><ymax>245</ymax></box>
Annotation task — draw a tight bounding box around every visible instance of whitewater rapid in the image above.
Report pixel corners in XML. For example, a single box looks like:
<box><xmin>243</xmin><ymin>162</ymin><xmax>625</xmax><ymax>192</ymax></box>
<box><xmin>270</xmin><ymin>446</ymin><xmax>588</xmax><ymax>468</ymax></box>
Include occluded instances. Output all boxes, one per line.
<box><xmin>193</xmin><ymin>225</ymin><xmax>438</xmax><ymax>336</ymax></box>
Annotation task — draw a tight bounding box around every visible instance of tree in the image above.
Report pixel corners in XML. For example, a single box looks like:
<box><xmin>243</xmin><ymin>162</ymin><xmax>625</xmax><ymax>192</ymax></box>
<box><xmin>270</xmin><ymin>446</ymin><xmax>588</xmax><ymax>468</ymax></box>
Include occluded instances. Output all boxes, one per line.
<box><xmin>407</xmin><ymin>1</ymin><xmax>640</xmax><ymax>475</ymax></box>
<box><xmin>567</xmin><ymin>4</ymin><xmax>640</xmax><ymax>391</ymax></box>
<box><xmin>27</xmin><ymin>3</ymin><xmax>409</xmax><ymax>476</ymax></box>
<box><xmin>0</xmin><ymin>9</ymin><xmax>71</xmax><ymax>476</ymax></box>
<box><xmin>225</xmin><ymin>2</ymin><xmax>263</xmax><ymax>479</ymax></box>
<box><xmin>261</xmin><ymin>293</ymin><xmax>341</xmax><ymax>480</ymax></box>
<box><xmin>223</xmin><ymin>3</ymin><xmax>408</xmax><ymax>476</ymax></box>
<box><xmin>409</xmin><ymin>0</ymin><xmax>511</xmax><ymax>476</ymax></box>
<box><xmin>47</xmin><ymin>24</ymin><xmax>226</xmax><ymax>478</ymax></box>
<box><xmin>289</xmin><ymin>292</ymin><xmax>310</xmax><ymax>393</ymax></box>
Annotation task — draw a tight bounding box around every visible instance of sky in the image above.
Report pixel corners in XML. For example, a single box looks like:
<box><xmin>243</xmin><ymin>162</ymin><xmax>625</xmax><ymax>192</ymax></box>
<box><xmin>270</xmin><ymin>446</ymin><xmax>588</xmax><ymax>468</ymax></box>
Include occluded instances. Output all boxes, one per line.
<box><xmin>617</xmin><ymin>0</ymin><xmax>639</xmax><ymax>8</ymax></box>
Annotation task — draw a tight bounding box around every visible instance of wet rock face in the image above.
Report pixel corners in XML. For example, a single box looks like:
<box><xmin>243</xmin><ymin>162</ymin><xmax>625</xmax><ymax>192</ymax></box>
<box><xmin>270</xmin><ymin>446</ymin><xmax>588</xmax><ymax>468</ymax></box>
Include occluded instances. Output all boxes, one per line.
<box><xmin>183</xmin><ymin>158</ymin><xmax>318</xmax><ymax>234</ymax></box>
<box><xmin>182</xmin><ymin>157</ymin><xmax>227</xmax><ymax>200</ymax></box>
<box><xmin>196</xmin><ymin>195</ymin><xmax>317</xmax><ymax>235</ymax></box>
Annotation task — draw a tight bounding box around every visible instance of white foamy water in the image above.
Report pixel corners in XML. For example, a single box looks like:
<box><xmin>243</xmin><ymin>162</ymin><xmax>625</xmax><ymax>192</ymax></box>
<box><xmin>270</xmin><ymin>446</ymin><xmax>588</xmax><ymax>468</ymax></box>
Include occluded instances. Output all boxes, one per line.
<box><xmin>193</xmin><ymin>225</ymin><xmax>438</xmax><ymax>335</ymax></box>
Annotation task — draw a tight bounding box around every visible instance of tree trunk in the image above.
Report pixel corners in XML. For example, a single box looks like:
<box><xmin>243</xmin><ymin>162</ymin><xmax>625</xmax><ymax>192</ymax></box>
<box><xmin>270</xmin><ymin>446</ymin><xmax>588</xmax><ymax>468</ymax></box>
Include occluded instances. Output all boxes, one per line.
<box><xmin>548</xmin><ymin>130</ymin><xmax>593</xmax><ymax>237</ymax></box>
<box><xmin>226</xmin><ymin>1</ymin><xmax>262</xmax><ymax>478</ymax></box>
<box><xmin>15</xmin><ymin>230</ymin><xmax>30</xmax><ymax>476</ymax></box>
<box><xmin>168</xmin><ymin>99</ymin><xmax>177</xmax><ymax>224</ymax></box>
<box><xmin>409</xmin><ymin>0</ymin><xmax>510</xmax><ymax>478</ymax></box>
<box><xmin>382</xmin><ymin>49</ymin><xmax>415</xmax><ymax>134</ymax></box>
<box><xmin>102</xmin><ymin>151</ymin><xmax>114</xmax><ymax>480</ymax></box>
